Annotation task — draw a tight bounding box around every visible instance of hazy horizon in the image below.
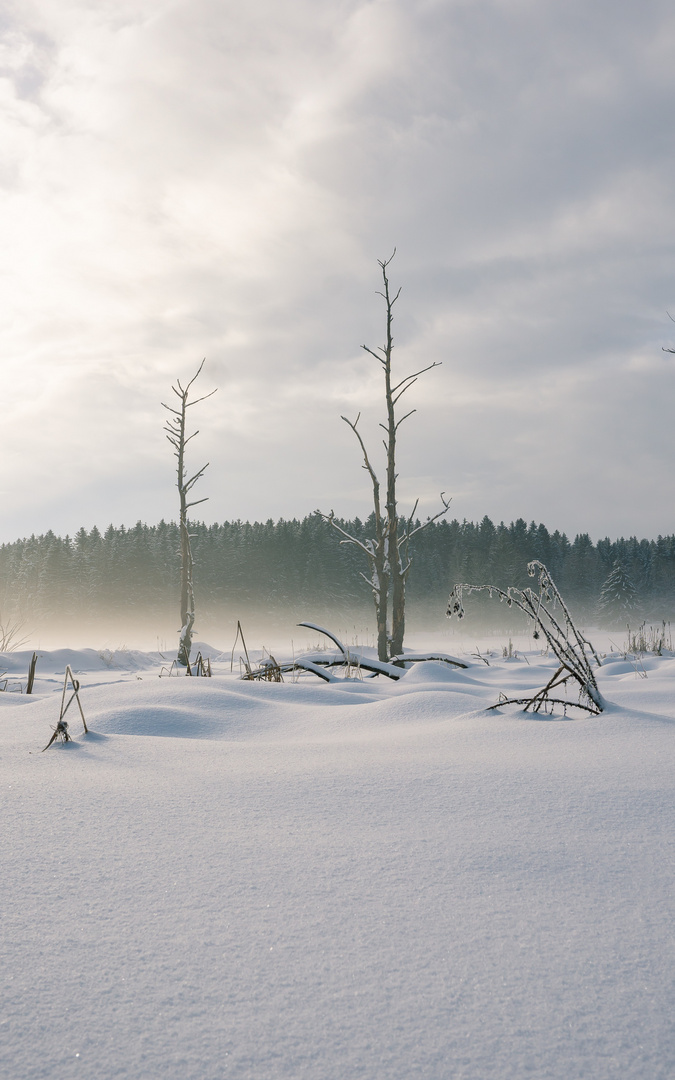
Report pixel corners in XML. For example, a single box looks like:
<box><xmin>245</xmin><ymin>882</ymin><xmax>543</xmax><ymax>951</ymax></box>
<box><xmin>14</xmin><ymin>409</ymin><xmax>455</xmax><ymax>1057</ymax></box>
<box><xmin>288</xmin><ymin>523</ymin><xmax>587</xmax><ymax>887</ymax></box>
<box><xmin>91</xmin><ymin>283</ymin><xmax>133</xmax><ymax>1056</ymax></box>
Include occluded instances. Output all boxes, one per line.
<box><xmin>3</xmin><ymin>508</ymin><xmax>675</xmax><ymax>549</ymax></box>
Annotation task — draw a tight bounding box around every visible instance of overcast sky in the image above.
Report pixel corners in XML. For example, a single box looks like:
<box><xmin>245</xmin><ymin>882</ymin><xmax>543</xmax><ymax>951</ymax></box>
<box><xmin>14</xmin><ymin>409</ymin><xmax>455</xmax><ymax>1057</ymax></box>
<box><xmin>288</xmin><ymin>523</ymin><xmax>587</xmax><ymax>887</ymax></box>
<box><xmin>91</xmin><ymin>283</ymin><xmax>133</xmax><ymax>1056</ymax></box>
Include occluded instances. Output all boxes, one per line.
<box><xmin>2</xmin><ymin>0</ymin><xmax>675</xmax><ymax>544</ymax></box>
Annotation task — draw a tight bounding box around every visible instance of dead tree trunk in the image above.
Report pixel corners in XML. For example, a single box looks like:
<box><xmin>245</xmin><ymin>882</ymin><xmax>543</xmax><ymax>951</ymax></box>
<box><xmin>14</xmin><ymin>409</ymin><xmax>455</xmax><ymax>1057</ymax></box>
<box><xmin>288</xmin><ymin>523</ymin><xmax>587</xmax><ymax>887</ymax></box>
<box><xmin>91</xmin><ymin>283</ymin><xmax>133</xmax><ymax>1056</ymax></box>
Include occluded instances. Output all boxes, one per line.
<box><xmin>162</xmin><ymin>360</ymin><xmax>216</xmax><ymax>667</ymax></box>
<box><xmin>319</xmin><ymin>252</ymin><xmax>449</xmax><ymax>662</ymax></box>
<box><xmin>380</xmin><ymin>262</ymin><xmax>403</xmax><ymax>658</ymax></box>
<box><xmin>323</xmin><ymin>422</ymin><xmax>390</xmax><ymax>662</ymax></box>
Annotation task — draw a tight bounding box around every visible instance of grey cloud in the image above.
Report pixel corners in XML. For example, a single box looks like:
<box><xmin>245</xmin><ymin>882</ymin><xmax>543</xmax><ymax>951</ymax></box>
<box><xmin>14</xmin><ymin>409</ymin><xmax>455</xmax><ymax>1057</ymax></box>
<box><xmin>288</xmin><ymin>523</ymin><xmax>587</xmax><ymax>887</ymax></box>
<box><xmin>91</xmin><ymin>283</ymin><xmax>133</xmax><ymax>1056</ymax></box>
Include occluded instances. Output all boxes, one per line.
<box><xmin>1</xmin><ymin>0</ymin><xmax>675</xmax><ymax>543</ymax></box>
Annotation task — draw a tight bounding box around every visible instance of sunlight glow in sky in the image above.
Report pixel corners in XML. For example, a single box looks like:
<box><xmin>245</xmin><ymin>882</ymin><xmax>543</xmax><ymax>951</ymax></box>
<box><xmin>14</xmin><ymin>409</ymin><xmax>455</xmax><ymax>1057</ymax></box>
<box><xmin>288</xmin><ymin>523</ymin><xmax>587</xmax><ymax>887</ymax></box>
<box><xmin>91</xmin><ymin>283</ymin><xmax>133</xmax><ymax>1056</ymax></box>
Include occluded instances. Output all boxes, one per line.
<box><xmin>2</xmin><ymin>0</ymin><xmax>675</xmax><ymax>542</ymax></box>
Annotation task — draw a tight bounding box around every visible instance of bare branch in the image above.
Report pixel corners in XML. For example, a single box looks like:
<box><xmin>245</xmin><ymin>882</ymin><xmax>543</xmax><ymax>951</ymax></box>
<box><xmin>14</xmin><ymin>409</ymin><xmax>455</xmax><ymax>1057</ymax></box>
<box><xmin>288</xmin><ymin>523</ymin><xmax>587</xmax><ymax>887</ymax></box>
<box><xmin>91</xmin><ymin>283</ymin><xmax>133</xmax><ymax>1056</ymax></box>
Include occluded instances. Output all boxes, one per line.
<box><xmin>184</xmin><ymin>357</ymin><xmax>206</xmax><ymax>393</ymax></box>
<box><xmin>185</xmin><ymin>389</ymin><xmax>218</xmax><ymax>408</ymax></box>
<box><xmin>341</xmin><ymin>415</ymin><xmax>380</xmax><ymax>494</ymax></box>
<box><xmin>361</xmin><ymin>344</ymin><xmax>387</xmax><ymax>366</ymax></box>
<box><xmin>378</xmin><ymin>247</ymin><xmax>396</xmax><ymax>269</ymax></box>
<box><xmin>391</xmin><ymin>382</ymin><xmax>417</xmax><ymax>406</ymax></box>
<box><xmin>403</xmin><ymin>492</ymin><xmax>451</xmax><ymax>545</ymax></box>
<box><xmin>396</xmin><ymin>494</ymin><xmax>451</xmax><ymax>583</ymax></box>
<box><xmin>394</xmin><ymin>409</ymin><xmax>416</xmax><ymax>431</ymax></box>
<box><xmin>390</xmin><ymin>362</ymin><xmax>440</xmax><ymax>403</ymax></box>
<box><xmin>316</xmin><ymin>509</ymin><xmax>373</xmax><ymax>560</ymax></box>
<box><xmin>184</xmin><ymin>464</ymin><xmax>209</xmax><ymax>491</ymax></box>
<box><xmin>390</xmin><ymin>362</ymin><xmax>441</xmax><ymax>395</ymax></box>
<box><xmin>375</xmin><ymin>286</ymin><xmax>401</xmax><ymax>305</ymax></box>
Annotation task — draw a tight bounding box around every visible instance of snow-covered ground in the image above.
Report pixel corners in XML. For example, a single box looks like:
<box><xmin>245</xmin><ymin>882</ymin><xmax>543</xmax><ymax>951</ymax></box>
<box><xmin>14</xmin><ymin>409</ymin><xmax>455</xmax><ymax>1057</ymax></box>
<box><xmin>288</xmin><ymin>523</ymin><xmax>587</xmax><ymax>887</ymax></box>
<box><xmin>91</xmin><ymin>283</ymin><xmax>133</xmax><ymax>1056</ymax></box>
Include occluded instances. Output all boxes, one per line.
<box><xmin>1</xmin><ymin>640</ymin><xmax>674</xmax><ymax>1080</ymax></box>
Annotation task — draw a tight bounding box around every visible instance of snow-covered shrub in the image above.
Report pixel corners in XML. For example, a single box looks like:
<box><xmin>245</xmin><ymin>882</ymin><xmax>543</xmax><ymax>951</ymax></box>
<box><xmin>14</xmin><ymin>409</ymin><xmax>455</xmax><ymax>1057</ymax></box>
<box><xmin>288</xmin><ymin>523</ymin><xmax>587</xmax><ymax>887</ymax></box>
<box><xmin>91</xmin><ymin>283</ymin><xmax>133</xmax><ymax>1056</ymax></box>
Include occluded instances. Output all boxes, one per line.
<box><xmin>447</xmin><ymin>560</ymin><xmax>604</xmax><ymax>715</ymax></box>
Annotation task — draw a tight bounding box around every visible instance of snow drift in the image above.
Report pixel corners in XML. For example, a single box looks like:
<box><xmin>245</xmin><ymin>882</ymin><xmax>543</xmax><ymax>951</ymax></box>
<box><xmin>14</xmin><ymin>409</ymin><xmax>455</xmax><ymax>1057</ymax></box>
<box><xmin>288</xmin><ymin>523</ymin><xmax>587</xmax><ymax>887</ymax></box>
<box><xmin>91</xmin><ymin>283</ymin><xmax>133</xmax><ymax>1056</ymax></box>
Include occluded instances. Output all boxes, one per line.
<box><xmin>1</xmin><ymin>644</ymin><xmax>674</xmax><ymax>1080</ymax></box>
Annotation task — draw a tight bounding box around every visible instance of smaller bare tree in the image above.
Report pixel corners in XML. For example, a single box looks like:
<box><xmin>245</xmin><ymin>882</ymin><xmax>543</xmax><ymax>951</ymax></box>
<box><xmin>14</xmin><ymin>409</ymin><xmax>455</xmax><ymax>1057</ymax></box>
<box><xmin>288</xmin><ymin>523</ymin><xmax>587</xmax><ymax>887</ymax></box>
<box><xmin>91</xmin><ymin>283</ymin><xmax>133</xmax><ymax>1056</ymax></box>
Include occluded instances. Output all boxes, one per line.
<box><xmin>162</xmin><ymin>360</ymin><xmax>216</xmax><ymax>666</ymax></box>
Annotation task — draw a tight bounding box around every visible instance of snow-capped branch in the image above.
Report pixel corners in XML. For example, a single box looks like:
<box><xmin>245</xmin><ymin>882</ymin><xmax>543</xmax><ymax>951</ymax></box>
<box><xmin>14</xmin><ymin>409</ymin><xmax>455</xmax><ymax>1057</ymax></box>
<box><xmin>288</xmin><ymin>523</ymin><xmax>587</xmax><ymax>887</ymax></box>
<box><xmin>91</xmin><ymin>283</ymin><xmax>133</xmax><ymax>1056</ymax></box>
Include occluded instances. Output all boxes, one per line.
<box><xmin>316</xmin><ymin>509</ymin><xmax>373</xmax><ymax>560</ymax></box>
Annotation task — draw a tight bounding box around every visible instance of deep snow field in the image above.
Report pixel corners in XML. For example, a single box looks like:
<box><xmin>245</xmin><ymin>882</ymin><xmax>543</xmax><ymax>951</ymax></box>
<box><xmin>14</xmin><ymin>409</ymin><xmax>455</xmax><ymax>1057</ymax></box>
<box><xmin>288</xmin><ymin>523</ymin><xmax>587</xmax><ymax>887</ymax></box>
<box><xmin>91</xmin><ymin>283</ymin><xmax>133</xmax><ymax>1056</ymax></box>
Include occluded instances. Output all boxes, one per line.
<box><xmin>1</xmin><ymin>635</ymin><xmax>674</xmax><ymax>1080</ymax></box>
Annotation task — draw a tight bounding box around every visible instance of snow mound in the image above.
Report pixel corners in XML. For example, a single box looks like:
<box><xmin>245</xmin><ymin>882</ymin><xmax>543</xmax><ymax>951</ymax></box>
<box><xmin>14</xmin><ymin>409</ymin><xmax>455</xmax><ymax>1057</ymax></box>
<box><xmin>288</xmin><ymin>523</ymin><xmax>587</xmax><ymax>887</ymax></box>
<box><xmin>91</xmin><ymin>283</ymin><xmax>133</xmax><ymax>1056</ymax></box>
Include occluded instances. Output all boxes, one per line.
<box><xmin>1</xmin><ymin>643</ymin><xmax>674</xmax><ymax>1080</ymax></box>
<box><xmin>400</xmin><ymin>659</ymin><xmax>480</xmax><ymax>684</ymax></box>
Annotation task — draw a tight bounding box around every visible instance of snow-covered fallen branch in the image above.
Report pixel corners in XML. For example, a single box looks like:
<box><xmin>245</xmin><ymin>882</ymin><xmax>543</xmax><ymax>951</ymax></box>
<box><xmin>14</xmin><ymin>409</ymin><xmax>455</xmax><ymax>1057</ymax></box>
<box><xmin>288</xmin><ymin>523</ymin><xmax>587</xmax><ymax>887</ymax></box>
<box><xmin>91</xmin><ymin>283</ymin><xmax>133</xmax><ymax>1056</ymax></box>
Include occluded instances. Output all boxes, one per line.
<box><xmin>241</xmin><ymin>623</ymin><xmax>469</xmax><ymax>683</ymax></box>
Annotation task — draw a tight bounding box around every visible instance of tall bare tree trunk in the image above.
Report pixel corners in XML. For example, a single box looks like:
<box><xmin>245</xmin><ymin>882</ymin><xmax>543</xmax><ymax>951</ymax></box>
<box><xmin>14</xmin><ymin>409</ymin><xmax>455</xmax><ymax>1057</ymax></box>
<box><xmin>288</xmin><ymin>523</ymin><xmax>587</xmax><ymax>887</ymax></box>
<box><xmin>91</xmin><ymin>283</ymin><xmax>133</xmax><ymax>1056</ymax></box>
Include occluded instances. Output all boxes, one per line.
<box><xmin>380</xmin><ymin>264</ymin><xmax>403</xmax><ymax>658</ymax></box>
<box><xmin>162</xmin><ymin>360</ymin><xmax>216</xmax><ymax>667</ymax></box>
<box><xmin>371</xmin><ymin>476</ymin><xmax>390</xmax><ymax>663</ymax></box>
<box><xmin>178</xmin><ymin>483</ymin><xmax>195</xmax><ymax>665</ymax></box>
<box><xmin>319</xmin><ymin>252</ymin><xmax>449</xmax><ymax>662</ymax></box>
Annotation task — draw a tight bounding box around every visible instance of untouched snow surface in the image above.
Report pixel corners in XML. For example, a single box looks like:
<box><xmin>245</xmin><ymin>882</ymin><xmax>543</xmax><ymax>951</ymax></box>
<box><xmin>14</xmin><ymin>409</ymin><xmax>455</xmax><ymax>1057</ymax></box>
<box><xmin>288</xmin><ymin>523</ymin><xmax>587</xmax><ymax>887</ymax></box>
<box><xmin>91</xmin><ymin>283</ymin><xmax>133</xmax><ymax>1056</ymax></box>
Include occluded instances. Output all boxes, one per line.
<box><xmin>1</xmin><ymin>643</ymin><xmax>674</xmax><ymax>1080</ymax></box>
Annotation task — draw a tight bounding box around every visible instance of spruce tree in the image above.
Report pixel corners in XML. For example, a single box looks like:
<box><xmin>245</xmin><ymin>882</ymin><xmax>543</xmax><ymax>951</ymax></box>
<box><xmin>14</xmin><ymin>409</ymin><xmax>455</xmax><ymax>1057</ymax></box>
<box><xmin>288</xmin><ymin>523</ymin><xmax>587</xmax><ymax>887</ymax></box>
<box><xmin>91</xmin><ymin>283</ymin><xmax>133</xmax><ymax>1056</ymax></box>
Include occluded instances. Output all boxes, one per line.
<box><xmin>596</xmin><ymin>562</ymin><xmax>638</xmax><ymax>626</ymax></box>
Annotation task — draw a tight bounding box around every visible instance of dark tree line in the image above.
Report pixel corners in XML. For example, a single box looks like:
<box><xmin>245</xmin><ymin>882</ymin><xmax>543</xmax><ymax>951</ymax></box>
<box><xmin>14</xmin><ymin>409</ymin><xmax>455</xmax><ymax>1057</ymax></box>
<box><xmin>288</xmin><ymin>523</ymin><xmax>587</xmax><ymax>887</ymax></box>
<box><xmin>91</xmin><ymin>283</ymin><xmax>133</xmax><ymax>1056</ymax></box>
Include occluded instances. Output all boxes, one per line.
<box><xmin>1</xmin><ymin>514</ymin><xmax>674</xmax><ymax>635</ymax></box>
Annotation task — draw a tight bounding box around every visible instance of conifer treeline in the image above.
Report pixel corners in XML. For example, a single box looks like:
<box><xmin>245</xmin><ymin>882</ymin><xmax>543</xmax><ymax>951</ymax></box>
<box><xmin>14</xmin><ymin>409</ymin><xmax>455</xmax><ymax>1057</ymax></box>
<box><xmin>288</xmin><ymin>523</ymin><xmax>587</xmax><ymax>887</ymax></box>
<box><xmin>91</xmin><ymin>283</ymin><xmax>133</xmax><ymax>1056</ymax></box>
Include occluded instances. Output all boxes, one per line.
<box><xmin>1</xmin><ymin>514</ymin><xmax>674</xmax><ymax>631</ymax></box>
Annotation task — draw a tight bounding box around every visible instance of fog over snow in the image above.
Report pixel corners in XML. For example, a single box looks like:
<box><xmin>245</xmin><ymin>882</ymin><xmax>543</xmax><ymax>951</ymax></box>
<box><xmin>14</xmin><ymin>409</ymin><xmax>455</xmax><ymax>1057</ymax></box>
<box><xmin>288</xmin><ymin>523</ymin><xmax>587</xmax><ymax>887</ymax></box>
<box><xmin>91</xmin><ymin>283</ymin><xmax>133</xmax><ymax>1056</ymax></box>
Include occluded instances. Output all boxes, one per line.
<box><xmin>2</xmin><ymin>0</ymin><xmax>675</xmax><ymax>542</ymax></box>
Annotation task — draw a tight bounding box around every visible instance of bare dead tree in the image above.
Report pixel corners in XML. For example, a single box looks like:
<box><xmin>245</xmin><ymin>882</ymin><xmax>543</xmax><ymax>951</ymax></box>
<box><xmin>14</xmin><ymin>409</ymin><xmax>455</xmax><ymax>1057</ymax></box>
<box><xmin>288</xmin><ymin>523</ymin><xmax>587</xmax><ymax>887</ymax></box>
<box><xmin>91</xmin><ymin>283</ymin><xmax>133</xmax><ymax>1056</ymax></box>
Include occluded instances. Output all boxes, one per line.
<box><xmin>319</xmin><ymin>252</ymin><xmax>450</xmax><ymax>662</ymax></box>
<box><xmin>162</xmin><ymin>360</ymin><xmax>216</xmax><ymax>666</ymax></box>
<box><xmin>447</xmin><ymin>560</ymin><xmax>605</xmax><ymax>715</ymax></box>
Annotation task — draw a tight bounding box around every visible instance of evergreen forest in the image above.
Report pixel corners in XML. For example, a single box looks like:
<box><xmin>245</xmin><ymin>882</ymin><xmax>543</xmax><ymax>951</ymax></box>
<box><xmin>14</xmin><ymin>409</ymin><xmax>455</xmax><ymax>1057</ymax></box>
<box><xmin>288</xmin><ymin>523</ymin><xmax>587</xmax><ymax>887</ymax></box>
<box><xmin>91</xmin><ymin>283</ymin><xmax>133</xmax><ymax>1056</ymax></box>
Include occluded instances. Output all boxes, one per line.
<box><xmin>2</xmin><ymin>514</ymin><xmax>674</xmax><ymax>641</ymax></box>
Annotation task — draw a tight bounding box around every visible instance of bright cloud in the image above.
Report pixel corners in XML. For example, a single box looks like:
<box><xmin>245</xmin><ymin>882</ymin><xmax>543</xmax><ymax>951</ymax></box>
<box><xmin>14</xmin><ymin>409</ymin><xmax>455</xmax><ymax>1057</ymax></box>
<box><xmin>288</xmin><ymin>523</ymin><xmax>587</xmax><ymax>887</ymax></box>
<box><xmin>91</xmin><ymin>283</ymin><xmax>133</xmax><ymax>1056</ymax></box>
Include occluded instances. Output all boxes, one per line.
<box><xmin>1</xmin><ymin>0</ymin><xmax>675</xmax><ymax>541</ymax></box>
